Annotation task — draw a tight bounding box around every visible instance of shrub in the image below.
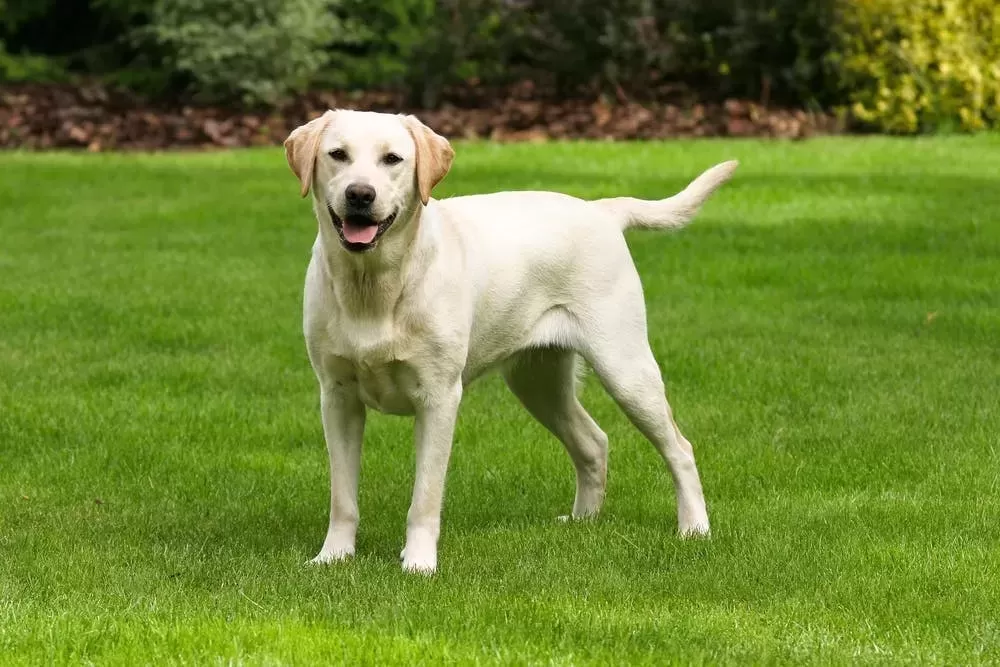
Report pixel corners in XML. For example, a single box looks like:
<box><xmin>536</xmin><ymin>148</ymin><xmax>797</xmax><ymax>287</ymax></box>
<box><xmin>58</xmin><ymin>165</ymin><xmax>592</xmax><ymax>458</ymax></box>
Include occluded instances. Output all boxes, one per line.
<box><xmin>504</xmin><ymin>0</ymin><xmax>835</xmax><ymax>106</ymax></box>
<box><xmin>324</xmin><ymin>0</ymin><xmax>513</xmax><ymax>108</ymax></box>
<box><xmin>0</xmin><ymin>0</ymin><xmax>144</xmax><ymax>80</ymax></box>
<box><xmin>145</xmin><ymin>0</ymin><xmax>347</xmax><ymax>106</ymax></box>
<box><xmin>508</xmin><ymin>0</ymin><xmax>672</xmax><ymax>96</ymax></box>
<box><xmin>3</xmin><ymin>0</ymin><xmax>997</xmax><ymax>135</ymax></box>
<box><xmin>0</xmin><ymin>0</ymin><xmax>840</xmax><ymax>109</ymax></box>
<box><xmin>684</xmin><ymin>0</ymin><xmax>837</xmax><ymax>107</ymax></box>
<box><xmin>0</xmin><ymin>41</ymin><xmax>66</xmax><ymax>82</ymax></box>
<box><xmin>829</xmin><ymin>0</ymin><xmax>1000</xmax><ymax>132</ymax></box>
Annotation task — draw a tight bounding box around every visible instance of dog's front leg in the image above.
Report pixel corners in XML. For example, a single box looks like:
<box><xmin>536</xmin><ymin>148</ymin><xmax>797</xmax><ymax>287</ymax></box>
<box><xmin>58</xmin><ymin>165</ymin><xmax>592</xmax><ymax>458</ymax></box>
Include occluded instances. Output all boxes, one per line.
<box><xmin>311</xmin><ymin>384</ymin><xmax>365</xmax><ymax>564</ymax></box>
<box><xmin>401</xmin><ymin>381</ymin><xmax>462</xmax><ymax>574</ymax></box>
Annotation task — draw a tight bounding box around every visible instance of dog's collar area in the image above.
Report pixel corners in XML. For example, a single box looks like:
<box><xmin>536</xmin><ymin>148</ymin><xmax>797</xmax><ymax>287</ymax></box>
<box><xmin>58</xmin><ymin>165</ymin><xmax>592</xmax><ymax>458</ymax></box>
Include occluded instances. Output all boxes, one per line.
<box><xmin>327</xmin><ymin>204</ymin><xmax>398</xmax><ymax>253</ymax></box>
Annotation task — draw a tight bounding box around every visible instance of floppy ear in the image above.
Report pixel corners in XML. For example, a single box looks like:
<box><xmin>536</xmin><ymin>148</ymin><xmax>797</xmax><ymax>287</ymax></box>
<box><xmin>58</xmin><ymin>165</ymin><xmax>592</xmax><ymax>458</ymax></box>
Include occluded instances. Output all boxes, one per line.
<box><xmin>402</xmin><ymin>115</ymin><xmax>455</xmax><ymax>206</ymax></box>
<box><xmin>284</xmin><ymin>110</ymin><xmax>335</xmax><ymax>198</ymax></box>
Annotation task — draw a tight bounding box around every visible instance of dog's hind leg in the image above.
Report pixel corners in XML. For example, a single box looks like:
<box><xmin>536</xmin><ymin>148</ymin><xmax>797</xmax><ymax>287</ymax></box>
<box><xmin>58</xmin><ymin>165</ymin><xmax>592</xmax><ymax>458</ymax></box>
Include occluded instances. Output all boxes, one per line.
<box><xmin>503</xmin><ymin>348</ymin><xmax>608</xmax><ymax>518</ymax></box>
<box><xmin>578</xmin><ymin>303</ymin><xmax>710</xmax><ymax>537</ymax></box>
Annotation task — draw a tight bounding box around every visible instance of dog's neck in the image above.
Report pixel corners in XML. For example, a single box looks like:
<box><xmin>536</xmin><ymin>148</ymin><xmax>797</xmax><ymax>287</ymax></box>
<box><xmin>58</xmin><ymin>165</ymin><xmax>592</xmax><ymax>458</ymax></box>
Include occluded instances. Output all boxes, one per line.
<box><xmin>315</xmin><ymin>201</ymin><xmax>434</xmax><ymax>318</ymax></box>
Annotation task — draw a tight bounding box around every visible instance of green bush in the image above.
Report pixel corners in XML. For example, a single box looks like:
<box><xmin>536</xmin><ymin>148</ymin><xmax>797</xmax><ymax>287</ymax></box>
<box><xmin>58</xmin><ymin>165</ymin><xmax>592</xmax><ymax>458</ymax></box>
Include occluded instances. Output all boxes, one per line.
<box><xmin>685</xmin><ymin>0</ymin><xmax>837</xmax><ymax>106</ymax></box>
<box><xmin>0</xmin><ymin>0</ymin><xmax>836</xmax><ymax>108</ymax></box>
<box><xmin>829</xmin><ymin>0</ymin><xmax>1000</xmax><ymax>132</ymax></box>
<box><xmin>0</xmin><ymin>41</ymin><xmax>65</xmax><ymax>81</ymax></box>
<box><xmin>505</xmin><ymin>0</ymin><xmax>835</xmax><ymax>106</ymax></box>
<box><xmin>324</xmin><ymin>0</ymin><xmax>512</xmax><ymax>107</ymax></box>
<box><xmin>145</xmin><ymin>0</ymin><xmax>348</xmax><ymax>106</ymax></box>
<box><xmin>507</xmin><ymin>0</ymin><xmax>669</xmax><ymax>96</ymax></box>
<box><xmin>0</xmin><ymin>0</ymin><xmax>143</xmax><ymax>79</ymax></box>
<box><xmin>2</xmin><ymin>0</ymin><xmax>997</xmax><ymax>134</ymax></box>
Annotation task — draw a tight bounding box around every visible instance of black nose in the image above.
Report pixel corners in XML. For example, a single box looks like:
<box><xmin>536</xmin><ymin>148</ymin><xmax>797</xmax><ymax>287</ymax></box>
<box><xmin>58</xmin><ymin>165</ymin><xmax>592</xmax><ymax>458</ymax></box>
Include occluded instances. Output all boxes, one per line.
<box><xmin>345</xmin><ymin>183</ymin><xmax>376</xmax><ymax>207</ymax></box>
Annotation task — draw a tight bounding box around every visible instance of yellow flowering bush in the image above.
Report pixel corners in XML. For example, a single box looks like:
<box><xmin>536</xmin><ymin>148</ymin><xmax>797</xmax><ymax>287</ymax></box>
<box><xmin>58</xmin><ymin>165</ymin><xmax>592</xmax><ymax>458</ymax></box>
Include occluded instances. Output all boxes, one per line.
<box><xmin>829</xmin><ymin>0</ymin><xmax>1000</xmax><ymax>132</ymax></box>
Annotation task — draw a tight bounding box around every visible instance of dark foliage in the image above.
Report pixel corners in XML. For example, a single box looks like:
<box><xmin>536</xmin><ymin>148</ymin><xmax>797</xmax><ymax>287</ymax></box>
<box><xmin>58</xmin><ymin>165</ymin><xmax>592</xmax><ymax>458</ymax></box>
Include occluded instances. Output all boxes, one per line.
<box><xmin>0</xmin><ymin>0</ymin><xmax>838</xmax><ymax>108</ymax></box>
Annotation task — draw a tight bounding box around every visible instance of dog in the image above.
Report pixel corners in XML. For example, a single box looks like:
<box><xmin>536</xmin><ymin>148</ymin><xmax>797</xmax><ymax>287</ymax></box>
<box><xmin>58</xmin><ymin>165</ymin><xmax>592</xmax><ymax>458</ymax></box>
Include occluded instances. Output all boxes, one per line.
<box><xmin>284</xmin><ymin>109</ymin><xmax>737</xmax><ymax>573</ymax></box>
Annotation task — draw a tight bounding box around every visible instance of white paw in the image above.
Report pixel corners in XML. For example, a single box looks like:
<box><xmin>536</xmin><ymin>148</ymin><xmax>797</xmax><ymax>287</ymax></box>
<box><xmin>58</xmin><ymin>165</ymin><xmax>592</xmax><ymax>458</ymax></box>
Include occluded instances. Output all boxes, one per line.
<box><xmin>557</xmin><ymin>510</ymin><xmax>599</xmax><ymax>523</ymax></box>
<box><xmin>308</xmin><ymin>546</ymin><xmax>354</xmax><ymax>565</ymax></box>
<box><xmin>400</xmin><ymin>544</ymin><xmax>437</xmax><ymax>575</ymax></box>
<box><xmin>678</xmin><ymin>519</ymin><xmax>711</xmax><ymax>539</ymax></box>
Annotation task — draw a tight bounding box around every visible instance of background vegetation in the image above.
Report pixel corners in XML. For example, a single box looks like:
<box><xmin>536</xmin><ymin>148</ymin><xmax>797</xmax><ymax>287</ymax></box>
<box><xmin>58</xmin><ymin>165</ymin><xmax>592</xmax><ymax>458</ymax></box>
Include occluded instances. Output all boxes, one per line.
<box><xmin>1</xmin><ymin>0</ymin><xmax>998</xmax><ymax>132</ymax></box>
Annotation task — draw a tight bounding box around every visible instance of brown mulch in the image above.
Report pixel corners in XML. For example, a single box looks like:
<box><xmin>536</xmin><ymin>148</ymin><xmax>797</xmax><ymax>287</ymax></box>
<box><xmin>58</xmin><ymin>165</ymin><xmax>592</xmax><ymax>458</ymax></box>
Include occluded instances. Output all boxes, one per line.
<box><xmin>0</xmin><ymin>82</ymin><xmax>844</xmax><ymax>151</ymax></box>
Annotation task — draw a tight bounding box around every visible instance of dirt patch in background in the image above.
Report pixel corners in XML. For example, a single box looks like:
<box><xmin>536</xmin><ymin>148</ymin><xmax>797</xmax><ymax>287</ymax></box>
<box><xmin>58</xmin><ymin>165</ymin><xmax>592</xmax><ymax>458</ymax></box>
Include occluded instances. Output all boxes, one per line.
<box><xmin>1</xmin><ymin>81</ymin><xmax>843</xmax><ymax>151</ymax></box>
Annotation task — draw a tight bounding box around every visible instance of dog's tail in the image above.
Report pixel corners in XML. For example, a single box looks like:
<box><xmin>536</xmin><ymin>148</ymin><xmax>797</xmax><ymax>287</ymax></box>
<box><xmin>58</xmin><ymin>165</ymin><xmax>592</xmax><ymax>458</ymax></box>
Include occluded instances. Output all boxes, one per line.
<box><xmin>593</xmin><ymin>160</ymin><xmax>738</xmax><ymax>231</ymax></box>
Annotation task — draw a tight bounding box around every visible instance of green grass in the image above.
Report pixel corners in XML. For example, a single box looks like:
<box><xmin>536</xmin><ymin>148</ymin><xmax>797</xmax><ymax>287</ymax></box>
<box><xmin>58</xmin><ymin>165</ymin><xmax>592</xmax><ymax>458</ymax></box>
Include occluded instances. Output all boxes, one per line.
<box><xmin>2</xmin><ymin>136</ymin><xmax>999</xmax><ymax>665</ymax></box>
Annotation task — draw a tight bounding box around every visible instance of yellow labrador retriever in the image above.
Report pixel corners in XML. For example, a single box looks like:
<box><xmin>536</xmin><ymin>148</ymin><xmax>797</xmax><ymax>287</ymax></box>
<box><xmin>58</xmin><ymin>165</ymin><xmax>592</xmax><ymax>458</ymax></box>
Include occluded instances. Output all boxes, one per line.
<box><xmin>285</xmin><ymin>110</ymin><xmax>737</xmax><ymax>573</ymax></box>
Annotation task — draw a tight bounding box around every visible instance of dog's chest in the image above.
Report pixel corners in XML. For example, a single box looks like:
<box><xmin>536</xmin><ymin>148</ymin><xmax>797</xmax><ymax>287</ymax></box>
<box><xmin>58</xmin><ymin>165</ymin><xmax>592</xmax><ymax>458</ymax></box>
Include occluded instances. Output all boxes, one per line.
<box><xmin>322</xmin><ymin>318</ymin><xmax>420</xmax><ymax>416</ymax></box>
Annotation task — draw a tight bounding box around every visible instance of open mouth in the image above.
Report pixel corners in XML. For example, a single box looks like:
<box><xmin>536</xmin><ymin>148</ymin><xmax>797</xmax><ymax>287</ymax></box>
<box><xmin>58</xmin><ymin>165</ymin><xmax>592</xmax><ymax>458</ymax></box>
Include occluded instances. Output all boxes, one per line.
<box><xmin>327</xmin><ymin>205</ymin><xmax>398</xmax><ymax>252</ymax></box>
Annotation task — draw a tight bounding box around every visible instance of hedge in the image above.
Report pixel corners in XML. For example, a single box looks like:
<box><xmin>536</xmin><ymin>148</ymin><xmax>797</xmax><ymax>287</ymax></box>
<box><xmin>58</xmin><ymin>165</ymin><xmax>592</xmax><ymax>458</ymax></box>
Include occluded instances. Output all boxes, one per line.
<box><xmin>829</xmin><ymin>0</ymin><xmax>1000</xmax><ymax>132</ymax></box>
<box><xmin>1</xmin><ymin>0</ymin><xmax>998</xmax><ymax>132</ymax></box>
<box><xmin>146</xmin><ymin>0</ymin><xmax>343</xmax><ymax>105</ymax></box>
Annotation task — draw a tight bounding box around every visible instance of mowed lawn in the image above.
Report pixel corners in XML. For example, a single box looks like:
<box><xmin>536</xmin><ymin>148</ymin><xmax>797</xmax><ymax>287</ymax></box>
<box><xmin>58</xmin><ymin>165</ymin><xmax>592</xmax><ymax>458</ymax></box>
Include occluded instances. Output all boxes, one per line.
<box><xmin>1</xmin><ymin>136</ymin><xmax>999</xmax><ymax>665</ymax></box>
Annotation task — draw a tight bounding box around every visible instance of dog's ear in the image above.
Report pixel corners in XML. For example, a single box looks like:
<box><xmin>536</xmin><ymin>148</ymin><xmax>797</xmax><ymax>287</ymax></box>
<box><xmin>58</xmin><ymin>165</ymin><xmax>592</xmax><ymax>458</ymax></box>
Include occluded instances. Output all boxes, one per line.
<box><xmin>402</xmin><ymin>115</ymin><xmax>454</xmax><ymax>206</ymax></box>
<box><xmin>284</xmin><ymin>110</ymin><xmax>335</xmax><ymax>198</ymax></box>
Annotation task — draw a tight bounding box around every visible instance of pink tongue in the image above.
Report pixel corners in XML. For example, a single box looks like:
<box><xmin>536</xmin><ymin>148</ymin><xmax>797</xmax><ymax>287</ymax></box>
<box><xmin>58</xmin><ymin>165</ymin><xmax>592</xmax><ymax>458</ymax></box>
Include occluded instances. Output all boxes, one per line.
<box><xmin>343</xmin><ymin>222</ymin><xmax>378</xmax><ymax>244</ymax></box>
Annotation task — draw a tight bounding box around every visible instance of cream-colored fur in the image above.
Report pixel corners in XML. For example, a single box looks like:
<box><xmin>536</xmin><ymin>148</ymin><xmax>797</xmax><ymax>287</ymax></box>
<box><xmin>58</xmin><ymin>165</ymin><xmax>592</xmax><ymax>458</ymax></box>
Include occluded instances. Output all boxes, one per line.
<box><xmin>285</xmin><ymin>109</ymin><xmax>738</xmax><ymax>574</ymax></box>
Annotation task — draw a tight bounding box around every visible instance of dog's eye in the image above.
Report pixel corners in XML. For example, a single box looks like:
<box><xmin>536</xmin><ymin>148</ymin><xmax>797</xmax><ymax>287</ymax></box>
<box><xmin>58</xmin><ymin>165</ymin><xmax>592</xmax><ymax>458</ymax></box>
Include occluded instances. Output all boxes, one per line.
<box><xmin>382</xmin><ymin>152</ymin><xmax>403</xmax><ymax>166</ymax></box>
<box><xmin>329</xmin><ymin>148</ymin><xmax>348</xmax><ymax>161</ymax></box>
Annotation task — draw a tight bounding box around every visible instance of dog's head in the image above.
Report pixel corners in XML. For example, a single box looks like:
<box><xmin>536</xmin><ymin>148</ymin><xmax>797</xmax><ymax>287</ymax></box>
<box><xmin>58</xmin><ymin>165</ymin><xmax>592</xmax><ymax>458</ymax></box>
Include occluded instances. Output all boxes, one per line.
<box><xmin>284</xmin><ymin>110</ymin><xmax>454</xmax><ymax>253</ymax></box>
